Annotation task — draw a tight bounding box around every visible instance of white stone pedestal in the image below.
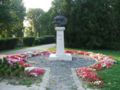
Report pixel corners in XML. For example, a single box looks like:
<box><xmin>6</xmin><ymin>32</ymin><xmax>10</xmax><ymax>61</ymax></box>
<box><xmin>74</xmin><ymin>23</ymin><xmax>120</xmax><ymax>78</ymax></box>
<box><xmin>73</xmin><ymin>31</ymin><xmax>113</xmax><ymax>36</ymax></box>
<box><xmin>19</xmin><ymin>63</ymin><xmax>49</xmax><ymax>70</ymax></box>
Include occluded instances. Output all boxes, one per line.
<box><xmin>49</xmin><ymin>53</ymin><xmax>72</xmax><ymax>61</ymax></box>
<box><xmin>49</xmin><ymin>27</ymin><xmax>72</xmax><ymax>61</ymax></box>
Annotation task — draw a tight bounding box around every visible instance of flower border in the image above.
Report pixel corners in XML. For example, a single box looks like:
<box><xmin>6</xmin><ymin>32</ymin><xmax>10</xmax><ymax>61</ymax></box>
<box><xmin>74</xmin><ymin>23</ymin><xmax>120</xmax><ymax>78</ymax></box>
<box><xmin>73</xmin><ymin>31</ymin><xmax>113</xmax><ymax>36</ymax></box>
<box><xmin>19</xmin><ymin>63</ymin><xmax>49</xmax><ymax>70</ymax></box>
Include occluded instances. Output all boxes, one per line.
<box><xmin>65</xmin><ymin>50</ymin><xmax>116</xmax><ymax>87</ymax></box>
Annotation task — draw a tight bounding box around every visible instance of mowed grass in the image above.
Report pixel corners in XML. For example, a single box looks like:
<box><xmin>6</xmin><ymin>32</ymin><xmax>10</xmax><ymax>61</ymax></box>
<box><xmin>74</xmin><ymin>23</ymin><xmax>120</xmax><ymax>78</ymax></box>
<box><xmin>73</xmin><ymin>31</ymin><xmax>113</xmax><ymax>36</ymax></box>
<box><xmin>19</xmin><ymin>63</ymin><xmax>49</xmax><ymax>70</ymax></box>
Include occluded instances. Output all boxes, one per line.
<box><xmin>98</xmin><ymin>62</ymin><xmax>120</xmax><ymax>90</ymax></box>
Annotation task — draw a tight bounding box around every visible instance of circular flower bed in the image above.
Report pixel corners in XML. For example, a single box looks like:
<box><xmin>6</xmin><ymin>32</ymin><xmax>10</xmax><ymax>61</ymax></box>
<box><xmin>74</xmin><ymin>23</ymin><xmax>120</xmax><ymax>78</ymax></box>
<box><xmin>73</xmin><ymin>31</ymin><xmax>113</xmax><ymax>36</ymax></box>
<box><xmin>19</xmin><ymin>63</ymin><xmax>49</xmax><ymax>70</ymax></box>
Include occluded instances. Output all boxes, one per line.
<box><xmin>65</xmin><ymin>50</ymin><xmax>116</xmax><ymax>87</ymax></box>
<box><xmin>0</xmin><ymin>49</ymin><xmax>116</xmax><ymax>87</ymax></box>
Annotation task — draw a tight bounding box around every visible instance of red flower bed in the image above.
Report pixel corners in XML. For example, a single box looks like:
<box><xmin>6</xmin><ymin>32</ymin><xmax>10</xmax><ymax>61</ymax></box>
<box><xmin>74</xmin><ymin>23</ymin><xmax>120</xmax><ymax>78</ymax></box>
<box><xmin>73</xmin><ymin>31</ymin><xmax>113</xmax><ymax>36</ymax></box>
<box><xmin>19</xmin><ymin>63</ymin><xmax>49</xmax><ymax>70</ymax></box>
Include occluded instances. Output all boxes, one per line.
<box><xmin>0</xmin><ymin>51</ymin><xmax>50</xmax><ymax>77</ymax></box>
<box><xmin>65</xmin><ymin>50</ymin><xmax>115</xmax><ymax>87</ymax></box>
<box><xmin>0</xmin><ymin>49</ymin><xmax>116</xmax><ymax>82</ymax></box>
<box><xmin>76</xmin><ymin>67</ymin><xmax>101</xmax><ymax>82</ymax></box>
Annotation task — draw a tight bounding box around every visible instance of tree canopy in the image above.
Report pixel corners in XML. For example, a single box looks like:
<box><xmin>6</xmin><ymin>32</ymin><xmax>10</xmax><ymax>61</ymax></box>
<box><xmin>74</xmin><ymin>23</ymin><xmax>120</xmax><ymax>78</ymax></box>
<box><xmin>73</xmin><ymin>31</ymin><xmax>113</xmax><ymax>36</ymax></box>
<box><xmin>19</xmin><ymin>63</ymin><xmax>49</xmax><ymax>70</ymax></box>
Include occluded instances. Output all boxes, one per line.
<box><xmin>0</xmin><ymin>0</ymin><xmax>25</xmax><ymax>38</ymax></box>
<box><xmin>27</xmin><ymin>8</ymin><xmax>44</xmax><ymax>37</ymax></box>
<box><xmin>37</xmin><ymin>0</ymin><xmax>120</xmax><ymax>49</ymax></box>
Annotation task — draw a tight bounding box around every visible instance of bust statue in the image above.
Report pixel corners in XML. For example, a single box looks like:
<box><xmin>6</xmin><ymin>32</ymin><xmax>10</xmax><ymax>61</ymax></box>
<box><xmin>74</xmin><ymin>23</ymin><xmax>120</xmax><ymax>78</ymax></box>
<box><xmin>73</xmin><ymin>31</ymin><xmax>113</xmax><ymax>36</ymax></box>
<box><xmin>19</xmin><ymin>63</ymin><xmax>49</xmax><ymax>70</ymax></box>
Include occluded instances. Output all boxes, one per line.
<box><xmin>54</xmin><ymin>14</ymin><xmax>67</xmax><ymax>27</ymax></box>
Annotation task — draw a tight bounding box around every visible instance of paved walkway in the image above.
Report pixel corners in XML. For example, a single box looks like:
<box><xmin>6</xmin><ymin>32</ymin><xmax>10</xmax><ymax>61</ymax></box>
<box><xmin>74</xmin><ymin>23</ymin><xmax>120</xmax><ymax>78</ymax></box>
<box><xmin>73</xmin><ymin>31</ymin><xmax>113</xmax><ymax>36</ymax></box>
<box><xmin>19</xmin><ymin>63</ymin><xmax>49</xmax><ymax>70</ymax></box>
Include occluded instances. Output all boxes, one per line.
<box><xmin>29</xmin><ymin>56</ymin><xmax>95</xmax><ymax>90</ymax></box>
<box><xmin>0</xmin><ymin>44</ymin><xmax>55</xmax><ymax>55</ymax></box>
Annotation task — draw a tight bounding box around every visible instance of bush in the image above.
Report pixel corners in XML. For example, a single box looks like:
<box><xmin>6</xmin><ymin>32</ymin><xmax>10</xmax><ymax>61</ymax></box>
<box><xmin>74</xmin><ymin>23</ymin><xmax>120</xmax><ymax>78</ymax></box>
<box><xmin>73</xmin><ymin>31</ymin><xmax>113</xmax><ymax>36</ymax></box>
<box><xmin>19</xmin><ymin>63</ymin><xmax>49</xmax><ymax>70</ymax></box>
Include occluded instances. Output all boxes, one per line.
<box><xmin>0</xmin><ymin>36</ymin><xmax>55</xmax><ymax>51</ymax></box>
<box><xmin>103</xmin><ymin>42</ymin><xmax>120</xmax><ymax>50</ymax></box>
<box><xmin>0</xmin><ymin>38</ymin><xmax>18</xmax><ymax>50</ymax></box>
<box><xmin>34</xmin><ymin>35</ymin><xmax>55</xmax><ymax>45</ymax></box>
<box><xmin>0</xmin><ymin>58</ymin><xmax>24</xmax><ymax>76</ymax></box>
<box><xmin>23</xmin><ymin>37</ymin><xmax>35</xmax><ymax>46</ymax></box>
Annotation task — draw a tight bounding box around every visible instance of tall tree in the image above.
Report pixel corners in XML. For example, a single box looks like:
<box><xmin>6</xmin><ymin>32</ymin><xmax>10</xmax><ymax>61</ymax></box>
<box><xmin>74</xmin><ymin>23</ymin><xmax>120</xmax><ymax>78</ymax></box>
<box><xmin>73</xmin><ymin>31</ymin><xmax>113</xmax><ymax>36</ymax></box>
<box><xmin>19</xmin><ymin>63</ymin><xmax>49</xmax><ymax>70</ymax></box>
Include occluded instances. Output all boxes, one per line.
<box><xmin>10</xmin><ymin>0</ymin><xmax>26</xmax><ymax>37</ymax></box>
<box><xmin>0</xmin><ymin>0</ymin><xmax>12</xmax><ymax>37</ymax></box>
<box><xmin>0</xmin><ymin>0</ymin><xmax>25</xmax><ymax>38</ymax></box>
<box><xmin>44</xmin><ymin>0</ymin><xmax>120</xmax><ymax>49</ymax></box>
<box><xmin>27</xmin><ymin>8</ymin><xmax>44</xmax><ymax>37</ymax></box>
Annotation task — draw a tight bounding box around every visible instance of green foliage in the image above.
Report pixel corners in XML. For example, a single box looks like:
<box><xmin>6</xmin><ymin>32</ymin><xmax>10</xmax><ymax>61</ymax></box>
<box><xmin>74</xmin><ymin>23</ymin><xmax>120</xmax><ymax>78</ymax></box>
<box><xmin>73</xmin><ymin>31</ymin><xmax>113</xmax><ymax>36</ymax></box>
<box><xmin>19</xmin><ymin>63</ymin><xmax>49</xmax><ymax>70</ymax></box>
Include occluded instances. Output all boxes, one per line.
<box><xmin>34</xmin><ymin>35</ymin><xmax>55</xmax><ymax>45</ymax></box>
<box><xmin>27</xmin><ymin>8</ymin><xmax>45</xmax><ymax>37</ymax></box>
<box><xmin>23</xmin><ymin>37</ymin><xmax>35</xmax><ymax>46</ymax></box>
<box><xmin>98</xmin><ymin>62</ymin><xmax>120</xmax><ymax>90</ymax></box>
<box><xmin>40</xmin><ymin>11</ymin><xmax>55</xmax><ymax>36</ymax></box>
<box><xmin>23</xmin><ymin>35</ymin><xmax>55</xmax><ymax>46</ymax></box>
<box><xmin>40</xmin><ymin>0</ymin><xmax>120</xmax><ymax>50</ymax></box>
<box><xmin>0</xmin><ymin>0</ymin><xmax>12</xmax><ymax>30</ymax></box>
<box><xmin>103</xmin><ymin>42</ymin><xmax>120</xmax><ymax>50</ymax></box>
<box><xmin>0</xmin><ymin>58</ymin><xmax>24</xmax><ymax>77</ymax></box>
<box><xmin>0</xmin><ymin>0</ymin><xmax>25</xmax><ymax>38</ymax></box>
<box><xmin>0</xmin><ymin>35</ymin><xmax>55</xmax><ymax>51</ymax></box>
<box><xmin>0</xmin><ymin>38</ymin><xmax>18</xmax><ymax>50</ymax></box>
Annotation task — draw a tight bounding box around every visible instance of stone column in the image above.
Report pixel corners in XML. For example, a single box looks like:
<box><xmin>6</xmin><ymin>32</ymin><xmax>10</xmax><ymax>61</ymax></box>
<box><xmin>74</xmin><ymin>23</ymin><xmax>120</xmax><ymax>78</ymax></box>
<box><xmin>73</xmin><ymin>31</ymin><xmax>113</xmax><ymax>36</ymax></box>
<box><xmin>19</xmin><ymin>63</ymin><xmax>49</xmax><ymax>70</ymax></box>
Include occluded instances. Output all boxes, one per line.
<box><xmin>49</xmin><ymin>27</ymin><xmax>72</xmax><ymax>61</ymax></box>
<box><xmin>56</xmin><ymin>27</ymin><xmax>65</xmax><ymax>56</ymax></box>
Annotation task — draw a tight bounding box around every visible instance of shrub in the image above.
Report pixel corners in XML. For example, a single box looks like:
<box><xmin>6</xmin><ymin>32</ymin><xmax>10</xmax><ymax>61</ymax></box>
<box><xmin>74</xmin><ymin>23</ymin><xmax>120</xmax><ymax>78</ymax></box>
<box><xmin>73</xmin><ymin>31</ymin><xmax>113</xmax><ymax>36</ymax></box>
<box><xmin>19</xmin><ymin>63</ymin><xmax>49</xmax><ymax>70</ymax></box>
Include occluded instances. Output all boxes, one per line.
<box><xmin>0</xmin><ymin>38</ymin><xmax>18</xmax><ymax>50</ymax></box>
<box><xmin>34</xmin><ymin>35</ymin><xmax>55</xmax><ymax>45</ymax></box>
<box><xmin>17</xmin><ymin>38</ymin><xmax>24</xmax><ymax>47</ymax></box>
<box><xmin>0</xmin><ymin>58</ymin><xmax>24</xmax><ymax>76</ymax></box>
<box><xmin>103</xmin><ymin>42</ymin><xmax>120</xmax><ymax>50</ymax></box>
<box><xmin>23</xmin><ymin>37</ymin><xmax>35</xmax><ymax>46</ymax></box>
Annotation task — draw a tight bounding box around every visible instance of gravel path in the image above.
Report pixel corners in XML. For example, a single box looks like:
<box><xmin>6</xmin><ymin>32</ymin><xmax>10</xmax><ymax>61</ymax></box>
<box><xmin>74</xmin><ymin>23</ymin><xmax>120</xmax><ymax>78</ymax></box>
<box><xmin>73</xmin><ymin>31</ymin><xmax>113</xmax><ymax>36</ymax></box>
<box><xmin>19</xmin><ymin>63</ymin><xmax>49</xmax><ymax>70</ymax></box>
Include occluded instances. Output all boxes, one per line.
<box><xmin>29</xmin><ymin>55</ymin><xmax>96</xmax><ymax>90</ymax></box>
<box><xmin>0</xmin><ymin>44</ymin><xmax>55</xmax><ymax>55</ymax></box>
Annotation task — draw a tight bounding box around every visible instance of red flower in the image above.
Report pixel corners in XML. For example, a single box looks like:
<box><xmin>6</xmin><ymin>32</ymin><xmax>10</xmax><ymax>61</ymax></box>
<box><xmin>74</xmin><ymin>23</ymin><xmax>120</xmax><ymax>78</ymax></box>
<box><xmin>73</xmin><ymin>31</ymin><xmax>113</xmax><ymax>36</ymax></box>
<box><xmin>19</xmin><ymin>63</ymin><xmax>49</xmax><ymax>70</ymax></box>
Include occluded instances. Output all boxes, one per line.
<box><xmin>76</xmin><ymin>67</ymin><xmax>101</xmax><ymax>82</ymax></box>
<box><xmin>65</xmin><ymin>50</ymin><xmax>75</xmax><ymax>54</ymax></box>
<box><xmin>19</xmin><ymin>61</ymin><xmax>31</xmax><ymax>67</ymax></box>
<box><xmin>29</xmin><ymin>68</ymin><xmax>45</xmax><ymax>76</ymax></box>
<box><xmin>25</xmin><ymin>67</ymin><xmax>45</xmax><ymax>76</ymax></box>
<box><xmin>77</xmin><ymin>51</ymin><xmax>90</xmax><ymax>55</ymax></box>
<box><xmin>91</xmin><ymin>63</ymin><xmax>103</xmax><ymax>70</ymax></box>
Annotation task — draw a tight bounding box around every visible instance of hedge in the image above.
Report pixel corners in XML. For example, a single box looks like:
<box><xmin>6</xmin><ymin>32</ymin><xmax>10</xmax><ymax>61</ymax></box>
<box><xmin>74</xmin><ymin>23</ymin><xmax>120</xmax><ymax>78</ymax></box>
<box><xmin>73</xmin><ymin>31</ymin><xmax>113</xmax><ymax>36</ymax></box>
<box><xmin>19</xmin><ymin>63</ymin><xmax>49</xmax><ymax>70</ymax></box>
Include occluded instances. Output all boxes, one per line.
<box><xmin>65</xmin><ymin>40</ymin><xmax>120</xmax><ymax>50</ymax></box>
<box><xmin>34</xmin><ymin>35</ymin><xmax>55</xmax><ymax>45</ymax></box>
<box><xmin>23</xmin><ymin>37</ymin><xmax>35</xmax><ymax>46</ymax></box>
<box><xmin>0</xmin><ymin>35</ymin><xmax>55</xmax><ymax>51</ymax></box>
<box><xmin>0</xmin><ymin>38</ymin><xmax>18</xmax><ymax>50</ymax></box>
<box><xmin>23</xmin><ymin>35</ymin><xmax>55</xmax><ymax>46</ymax></box>
<box><xmin>103</xmin><ymin>42</ymin><xmax>120</xmax><ymax>50</ymax></box>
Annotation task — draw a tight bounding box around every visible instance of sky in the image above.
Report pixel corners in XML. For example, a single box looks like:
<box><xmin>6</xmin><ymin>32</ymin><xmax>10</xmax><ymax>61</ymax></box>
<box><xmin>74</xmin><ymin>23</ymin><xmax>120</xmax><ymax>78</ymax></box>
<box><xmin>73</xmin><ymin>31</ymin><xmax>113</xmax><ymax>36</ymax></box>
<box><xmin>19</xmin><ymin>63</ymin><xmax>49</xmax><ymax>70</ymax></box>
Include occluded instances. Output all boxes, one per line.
<box><xmin>23</xmin><ymin>0</ymin><xmax>53</xmax><ymax>12</ymax></box>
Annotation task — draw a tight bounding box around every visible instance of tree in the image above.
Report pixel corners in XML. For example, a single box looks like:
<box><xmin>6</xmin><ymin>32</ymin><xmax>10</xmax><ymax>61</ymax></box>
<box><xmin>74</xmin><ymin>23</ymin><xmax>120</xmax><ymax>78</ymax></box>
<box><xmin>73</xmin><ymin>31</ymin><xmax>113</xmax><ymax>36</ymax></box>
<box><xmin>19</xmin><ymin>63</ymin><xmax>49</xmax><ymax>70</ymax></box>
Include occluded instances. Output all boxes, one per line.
<box><xmin>27</xmin><ymin>8</ymin><xmax>44</xmax><ymax>37</ymax></box>
<box><xmin>0</xmin><ymin>0</ymin><xmax>12</xmax><ymax>37</ymax></box>
<box><xmin>0</xmin><ymin>0</ymin><xmax>25</xmax><ymax>38</ymax></box>
<box><xmin>40</xmin><ymin>8</ymin><xmax>56</xmax><ymax>35</ymax></box>
<box><xmin>43</xmin><ymin>0</ymin><xmax>120</xmax><ymax>50</ymax></box>
<box><xmin>10</xmin><ymin>0</ymin><xmax>26</xmax><ymax>37</ymax></box>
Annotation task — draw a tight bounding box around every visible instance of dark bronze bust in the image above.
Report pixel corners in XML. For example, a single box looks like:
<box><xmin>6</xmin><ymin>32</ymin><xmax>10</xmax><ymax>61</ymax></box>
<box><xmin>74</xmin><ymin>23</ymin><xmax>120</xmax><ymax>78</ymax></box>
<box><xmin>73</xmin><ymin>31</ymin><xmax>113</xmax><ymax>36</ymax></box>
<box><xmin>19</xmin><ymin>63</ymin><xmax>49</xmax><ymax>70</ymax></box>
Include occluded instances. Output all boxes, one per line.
<box><xmin>54</xmin><ymin>14</ymin><xmax>67</xmax><ymax>27</ymax></box>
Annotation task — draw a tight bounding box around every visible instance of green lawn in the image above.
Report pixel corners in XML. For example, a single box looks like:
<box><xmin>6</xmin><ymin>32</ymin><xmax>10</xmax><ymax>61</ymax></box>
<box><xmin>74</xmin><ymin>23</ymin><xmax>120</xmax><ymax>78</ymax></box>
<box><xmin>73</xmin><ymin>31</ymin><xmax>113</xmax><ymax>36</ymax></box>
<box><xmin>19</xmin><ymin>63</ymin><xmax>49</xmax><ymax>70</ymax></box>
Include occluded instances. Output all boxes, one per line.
<box><xmin>73</xmin><ymin>48</ymin><xmax>120</xmax><ymax>90</ymax></box>
<box><xmin>98</xmin><ymin>62</ymin><xmax>120</xmax><ymax>90</ymax></box>
<box><xmin>90</xmin><ymin>50</ymin><xmax>120</xmax><ymax>90</ymax></box>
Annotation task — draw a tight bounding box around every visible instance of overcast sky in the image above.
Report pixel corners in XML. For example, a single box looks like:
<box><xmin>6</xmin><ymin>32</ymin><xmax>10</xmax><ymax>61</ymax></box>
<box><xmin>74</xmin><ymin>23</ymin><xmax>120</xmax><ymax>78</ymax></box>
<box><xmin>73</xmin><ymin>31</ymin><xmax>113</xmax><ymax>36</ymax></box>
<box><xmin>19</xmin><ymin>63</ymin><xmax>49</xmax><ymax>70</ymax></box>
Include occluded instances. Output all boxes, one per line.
<box><xmin>23</xmin><ymin>0</ymin><xmax>53</xmax><ymax>12</ymax></box>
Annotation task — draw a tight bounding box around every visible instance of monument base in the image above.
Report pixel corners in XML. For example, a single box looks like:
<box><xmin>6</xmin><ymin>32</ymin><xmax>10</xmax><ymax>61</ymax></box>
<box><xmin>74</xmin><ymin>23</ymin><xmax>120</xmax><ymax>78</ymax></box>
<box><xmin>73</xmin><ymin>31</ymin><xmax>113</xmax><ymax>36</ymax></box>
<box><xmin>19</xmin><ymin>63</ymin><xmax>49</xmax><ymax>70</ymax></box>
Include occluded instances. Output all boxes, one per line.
<box><xmin>49</xmin><ymin>53</ymin><xmax>72</xmax><ymax>61</ymax></box>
